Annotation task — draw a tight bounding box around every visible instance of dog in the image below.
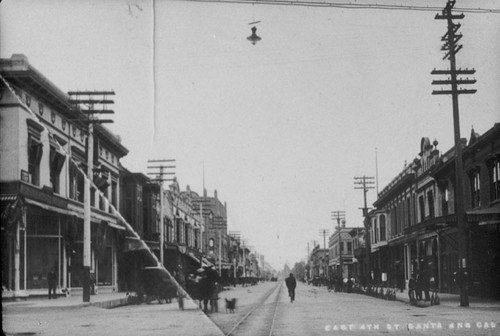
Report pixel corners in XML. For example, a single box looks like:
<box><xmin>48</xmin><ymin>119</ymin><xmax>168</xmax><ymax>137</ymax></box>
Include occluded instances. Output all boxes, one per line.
<box><xmin>225</xmin><ymin>298</ymin><xmax>236</xmax><ymax>313</ymax></box>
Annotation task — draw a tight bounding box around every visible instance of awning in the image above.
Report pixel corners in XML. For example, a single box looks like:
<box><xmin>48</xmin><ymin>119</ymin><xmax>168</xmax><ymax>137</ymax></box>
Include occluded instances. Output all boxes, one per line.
<box><xmin>201</xmin><ymin>257</ymin><xmax>213</xmax><ymax>267</ymax></box>
<box><xmin>186</xmin><ymin>251</ymin><xmax>200</xmax><ymax>264</ymax></box>
<box><xmin>108</xmin><ymin>221</ymin><xmax>126</xmax><ymax>231</ymax></box>
<box><xmin>123</xmin><ymin>237</ymin><xmax>149</xmax><ymax>252</ymax></box>
<box><xmin>25</xmin><ymin>198</ymin><xmax>72</xmax><ymax>216</ymax></box>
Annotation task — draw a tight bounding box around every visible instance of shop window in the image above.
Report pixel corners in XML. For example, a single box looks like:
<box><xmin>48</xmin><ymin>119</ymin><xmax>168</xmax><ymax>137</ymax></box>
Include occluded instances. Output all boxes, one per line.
<box><xmin>97</xmin><ymin>246</ymin><xmax>113</xmax><ymax>286</ymax></box>
<box><xmin>491</xmin><ymin>159</ymin><xmax>500</xmax><ymax>202</ymax></box>
<box><xmin>470</xmin><ymin>170</ymin><xmax>481</xmax><ymax>208</ymax></box>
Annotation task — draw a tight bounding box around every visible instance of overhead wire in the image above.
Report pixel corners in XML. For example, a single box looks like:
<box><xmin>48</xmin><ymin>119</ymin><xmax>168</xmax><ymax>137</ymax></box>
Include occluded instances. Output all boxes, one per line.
<box><xmin>178</xmin><ymin>0</ymin><xmax>500</xmax><ymax>14</ymax></box>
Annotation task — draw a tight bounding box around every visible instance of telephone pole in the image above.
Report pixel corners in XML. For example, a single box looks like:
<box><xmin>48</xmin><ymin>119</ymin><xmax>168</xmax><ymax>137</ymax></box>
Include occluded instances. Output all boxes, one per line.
<box><xmin>318</xmin><ymin>229</ymin><xmax>330</xmax><ymax>277</ymax></box>
<box><xmin>432</xmin><ymin>0</ymin><xmax>476</xmax><ymax>307</ymax></box>
<box><xmin>331</xmin><ymin>211</ymin><xmax>345</xmax><ymax>277</ymax></box>
<box><xmin>147</xmin><ymin>159</ymin><xmax>176</xmax><ymax>266</ymax></box>
<box><xmin>69</xmin><ymin>90</ymin><xmax>115</xmax><ymax>302</ymax></box>
<box><xmin>354</xmin><ymin>176</ymin><xmax>375</xmax><ymax>282</ymax></box>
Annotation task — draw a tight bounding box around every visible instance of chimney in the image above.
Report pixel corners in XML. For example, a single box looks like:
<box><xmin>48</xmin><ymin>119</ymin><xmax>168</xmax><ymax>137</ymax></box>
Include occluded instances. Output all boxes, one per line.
<box><xmin>204</xmin><ymin>188</ymin><xmax>207</xmax><ymax>197</ymax></box>
<box><xmin>214</xmin><ymin>189</ymin><xmax>218</xmax><ymax>199</ymax></box>
<box><xmin>186</xmin><ymin>185</ymin><xmax>190</xmax><ymax>192</ymax></box>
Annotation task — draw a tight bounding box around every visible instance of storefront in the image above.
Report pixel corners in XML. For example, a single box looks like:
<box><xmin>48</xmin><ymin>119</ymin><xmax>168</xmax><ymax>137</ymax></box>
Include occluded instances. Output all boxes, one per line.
<box><xmin>2</xmin><ymin>194</ymin><xmax>122</xmax><ymax>298</ymax></box>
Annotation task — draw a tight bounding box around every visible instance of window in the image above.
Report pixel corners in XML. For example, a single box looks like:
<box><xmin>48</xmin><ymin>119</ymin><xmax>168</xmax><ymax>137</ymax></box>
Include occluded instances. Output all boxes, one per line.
<box><xmin>27</xmin><ymin>135</ymin><xmax>43</xmax><ymax>186</ymax></box>
<box><xmin>442</xmin><ymin>187</ymin><xmax>449</xmax><ymax>215</ymax></box>
<box><xmin>90</xmin><ymin>187</ymin><xmax>96</xmax><ymax>207</ymax></box>
<box><xmin>176</xmin><ymin>220</ymin><xmax>181</xmax><ymax>243</ymax></box>
<box><xmin>428</xmin><ymin>190</ymin><xmax>435</xmax><ymax>218</ymax></box>
<box><xmin>419</xmin><ymin>196</ymin><xmax>425</xmax><ymax>222</ymax></box>
<box><xmin>70</xmin><ymin>147</ymin><xmax>86</xmax><ymax>202</ymax></box>
<box><xmin>49</xmin><ymin>139</ymin><xmax>66</xmax><ymax>194</ymax></box>
<box><xmin>347</xmin><ymin>242</ymin><xmax>352</xmax><ymax>253</ymax></box>
<box><xmin>470</xmin><ymin>170</ymin><xmax>481</xmax><ymax>208</ymax></box>
<box><xmin>111</xmin><ymin>178</ymin><xmax>118</xmax><ymax>208</ymax></box>
<box><xmin>379</xmin><ymin>215</ymin><xmax>386</xmax><ymax>241</ymax></box>
<box><xmin>407</xmin><ymin>198</ymin><xmax>412</xmax><ymax>227</ymax></box>
<box><xmin>491</xmin><ymin>159</ymin><xmax>500</xmax><ymax>202</ymax></box>
<box><xmin>26</xmin><ymin>120</ymin><xmax>44</xmax><ymax>186</ymax></box>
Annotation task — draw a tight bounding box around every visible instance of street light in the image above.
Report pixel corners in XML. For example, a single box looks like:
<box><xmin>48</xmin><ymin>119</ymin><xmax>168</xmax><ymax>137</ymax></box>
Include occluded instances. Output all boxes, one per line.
<box><xmin>247</xmin><ymin>26</ymin><xmax>261</xmax><ymax>45</ymax></box>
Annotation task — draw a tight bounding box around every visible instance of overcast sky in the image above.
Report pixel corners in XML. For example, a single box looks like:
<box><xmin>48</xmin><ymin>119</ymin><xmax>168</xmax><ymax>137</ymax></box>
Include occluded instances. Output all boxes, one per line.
<box><xmin>1</xmin><ymin>0</ymin><xmax>499</xmax><ymax>270</ymax></box>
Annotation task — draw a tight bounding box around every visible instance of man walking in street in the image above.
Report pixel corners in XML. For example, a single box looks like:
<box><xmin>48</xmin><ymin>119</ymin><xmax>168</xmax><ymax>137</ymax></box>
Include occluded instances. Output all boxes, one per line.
<box><xmin>285</xmin><ymin>273</ymin><xmax>297</xmax><ymax>302</ymax></box>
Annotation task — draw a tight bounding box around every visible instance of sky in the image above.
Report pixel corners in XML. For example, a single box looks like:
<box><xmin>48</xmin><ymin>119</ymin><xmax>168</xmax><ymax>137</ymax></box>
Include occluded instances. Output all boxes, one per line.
<box><xmin>1</xmin><ymin>0</ymin><xmax>499</xmax><ymax>271</ymax></box>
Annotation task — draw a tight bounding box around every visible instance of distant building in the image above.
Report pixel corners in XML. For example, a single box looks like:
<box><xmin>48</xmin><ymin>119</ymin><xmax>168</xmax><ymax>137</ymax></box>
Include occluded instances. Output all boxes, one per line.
<box><xmin>328</xmin><ymin>223</ymin><xmax>360</xmax><ymax>279</ymax></box>
<box><xmin>310</xmin><ymin>245</ymin><xmax>328</xmax><ymax>279</ymax></box>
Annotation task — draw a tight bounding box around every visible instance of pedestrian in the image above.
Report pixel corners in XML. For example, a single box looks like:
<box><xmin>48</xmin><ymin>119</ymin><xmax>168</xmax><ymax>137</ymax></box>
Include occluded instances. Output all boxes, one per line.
<box><xmin>421</xmin><ymin>270</ymin><xmax>430</xmax><ymax>301</ymax></box>
<box><xmin>408</xmin><ymin>274</ymin><xmax>416</xmax><ymax>302</ymax></box>
<box><xmin>347</xmin><ymin>277</ymin><xmax>353</xmax><ymax>293</ymax></box>
<box><xmin>48</xmin><ymin>267</ymin><xmax>57</xmax><ymax>299</ymax></box>
<box><xmin>415</xmin><ymin>272</ymin><xmax>423</xmax><ymax>301</ymax></box>
<box><xmin>285</xmin><ymin>273</ymin><xmax>297</xmax><ymax>302</ymax></box>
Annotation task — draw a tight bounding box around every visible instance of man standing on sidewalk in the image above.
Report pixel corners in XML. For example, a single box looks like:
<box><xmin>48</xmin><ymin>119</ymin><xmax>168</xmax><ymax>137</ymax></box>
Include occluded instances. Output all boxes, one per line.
<box><xmin>48</xmin><ymin>267</ymin><xmax>57</xmax><ymax>299</ymax></box>
<box><xmin>285</xmin><ymin>273</ymin><xmax>297</xmax><ymax>302</ymax></box>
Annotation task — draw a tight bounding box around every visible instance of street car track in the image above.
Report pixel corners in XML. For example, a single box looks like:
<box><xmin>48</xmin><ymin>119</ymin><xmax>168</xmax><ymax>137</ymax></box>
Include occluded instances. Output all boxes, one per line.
<box><xmin>225</xmin><ymin>281</ymin><xmax>283</xmax><ymax>336</ymax></box>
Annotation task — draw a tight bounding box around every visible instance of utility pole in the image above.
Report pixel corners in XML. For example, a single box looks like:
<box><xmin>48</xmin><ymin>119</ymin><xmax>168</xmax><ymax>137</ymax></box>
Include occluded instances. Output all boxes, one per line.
<box><xmin>69</xmin><ymin>91</ymin><xmax>115</xmax><ymax>302</ymax></box>
<box><xmin>432</xmin><ymin>0</ymin><xmax>476</xmax><ymax>307</ymax></box>
<box><xmin>354</xmin><ymin>176</ymin><xmax>375</xmax><ymax>283</ymax></box>
<box><xmin>318</xmin><ymin>229</ymin><xmax>330</xmax><ymax>277</ymax></box>
<box><xmin>147</xmin><ymin>159</ymin><xmax>176</xmax><ymax>266</ymax></box>
<box><xmin>229</xmin><ymin>231</ymin><xmax>241</xmax><ymax>282</ymax></box>
<box><xmin>331</xmin><ymin>211</ymin><xmax>346</xmax><ymax>277</ymax></box>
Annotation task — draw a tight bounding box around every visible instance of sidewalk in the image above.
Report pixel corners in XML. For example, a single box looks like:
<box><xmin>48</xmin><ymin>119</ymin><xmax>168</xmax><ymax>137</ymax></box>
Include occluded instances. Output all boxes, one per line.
<box><xmin>3</xmin><ymin>291</ymin><xmax>134</xmax><ymax>309</ymax></box>
<box><xmin>3</xmin><ymin>291</ymin><xmax>224</xmax><ymax>336</ymax></box>
<box><xmin>393</xmin><ymin>288</ymin><xmax>500</xmax><ymax>310</ymax></box>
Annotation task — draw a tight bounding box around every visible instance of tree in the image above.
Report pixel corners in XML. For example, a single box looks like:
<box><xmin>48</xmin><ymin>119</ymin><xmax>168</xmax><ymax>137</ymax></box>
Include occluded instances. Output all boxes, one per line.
<box><xmin>291</xmin><ymin>261</ymin><xmax>306</xmax><ymax>281</ymax></box>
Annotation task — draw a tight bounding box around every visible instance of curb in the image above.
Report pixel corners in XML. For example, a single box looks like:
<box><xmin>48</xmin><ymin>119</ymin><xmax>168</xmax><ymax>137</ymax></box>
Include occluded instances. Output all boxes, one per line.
<box><xmin>91</xmin><ymin>296</ymin><xmax>131</xmax><ymax>309</ymax></box>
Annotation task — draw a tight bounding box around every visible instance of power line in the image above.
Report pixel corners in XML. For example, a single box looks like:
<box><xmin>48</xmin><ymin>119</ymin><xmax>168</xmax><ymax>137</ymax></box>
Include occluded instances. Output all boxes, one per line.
<box><xmin>180</xmin><ymin>0</ymin><xmax>500</xmax><ymax>14</ymax></box>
